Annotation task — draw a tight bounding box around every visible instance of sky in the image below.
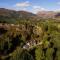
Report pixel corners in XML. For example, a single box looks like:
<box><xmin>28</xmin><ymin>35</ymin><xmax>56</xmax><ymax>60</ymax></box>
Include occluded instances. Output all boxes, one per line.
<box><xmin>0</xmin><ymin>0</ymin><xmax>60</xmax><ymax>13</ymax></box>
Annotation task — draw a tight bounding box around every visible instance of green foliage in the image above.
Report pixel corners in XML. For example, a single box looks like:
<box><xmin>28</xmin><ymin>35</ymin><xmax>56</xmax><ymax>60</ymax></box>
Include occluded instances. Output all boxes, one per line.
<box><xmin>10</xmin><ymin>47</ymin><xmax>33</xmax><ymax>60</ymax></box>
<box><xmin>46</xmin><ymin>48</ymin><xmax>54</xmax><ymax>60</ymax></box>
<box><xmin>35</xmin><ymin>46</ymin><xmax>44</xmax><ymax>60</ymax></box>
<box><xmin>0</xmin><ymin>19</ymin><xmax>60</xmax><ymax>60</ymax></box>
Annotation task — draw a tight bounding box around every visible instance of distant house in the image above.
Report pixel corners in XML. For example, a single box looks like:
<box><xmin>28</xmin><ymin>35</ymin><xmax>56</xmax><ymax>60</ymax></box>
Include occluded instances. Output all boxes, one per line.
<box><xmin>26</xmin><ymin>42</ymin><xmax>30</xmax><ymax>46</ymax></box>
<box><xmin>23</xmin><ymin>42</ymin><xmax>31</xmax><ymax>49</ymax></box>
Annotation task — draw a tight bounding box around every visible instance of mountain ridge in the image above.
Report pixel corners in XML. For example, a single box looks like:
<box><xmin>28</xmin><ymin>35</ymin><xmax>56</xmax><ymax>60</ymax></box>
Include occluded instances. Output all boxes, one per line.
<box><xmin>0</xmin><ymin>8</ymin><xmax>60</xmax><ymax>23</ymax></box>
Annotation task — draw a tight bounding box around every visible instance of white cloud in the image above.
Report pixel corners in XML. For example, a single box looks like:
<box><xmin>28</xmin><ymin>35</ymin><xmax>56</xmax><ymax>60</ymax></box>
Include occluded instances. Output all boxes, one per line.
<box><xmin>32</xmin><ymin>6</ymin><xmax>47</xmax><ymax>13</ymax></box>
<box><xmin>13</xmin><ymin>3</ymin><xmax>47</xmax><ymax>13</ymax></box>
<box><xmin>15</xmin><ymin>1</ymin><xmax>31</xmax><ymax>7</ymax></box>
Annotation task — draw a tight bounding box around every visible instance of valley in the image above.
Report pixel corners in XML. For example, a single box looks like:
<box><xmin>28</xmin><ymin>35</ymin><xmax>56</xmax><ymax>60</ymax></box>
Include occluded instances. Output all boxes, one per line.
<box><xmin>0</xmin><ymin>8</ymin><xmax>60</xmax><ymax>60</ymax></box>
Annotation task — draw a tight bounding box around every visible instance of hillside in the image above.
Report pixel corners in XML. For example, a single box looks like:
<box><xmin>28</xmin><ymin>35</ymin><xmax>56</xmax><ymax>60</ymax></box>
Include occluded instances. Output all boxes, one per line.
<box><xmin>0</xmin><ymin>20</ymin><xmax>60</xmax><ymax>60</ymax></box>
<box><xmin>37</xmin><ymin>11</ymin><xmax>60</xmax><ymax>19</ymax></box>
<box><xmin>0</xmin><ymin>8</ymin><xmax>36</xmax><ymax>23</ymax></box>
<box><xmin>0</xmin><ymin>8</ymin><xmax>60</xmax><ymax>60</ymax></box>
<box><xmin>0</xmin><ymin>8</ymin><xmax>60</xmax><ymax>24</ymax></box>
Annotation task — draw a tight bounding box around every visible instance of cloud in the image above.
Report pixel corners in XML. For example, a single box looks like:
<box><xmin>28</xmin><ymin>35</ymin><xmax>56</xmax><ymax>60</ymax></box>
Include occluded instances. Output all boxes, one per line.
<box><xmin>57</xmin><ymin>2</ymin><xmax>60</xmax><ymax>5</ymax></box>
<box><xmin>54</xmin><ymin>9</ymin><xmax>60</xmax><ymax>12</ymax></box>
<box><xmin>15</xmin><ymin>1</ymin><xmax>31</xmax><ymax>7</ymax></box>
<box><xmin>14</xmin><ymin>3</ymin><xmax>47</xmax><ymax>13</ymax></box>
<box><xmin>32</xmin><ymin>6</ymin><xmax>47</xmax><ymax>13</ymax></box>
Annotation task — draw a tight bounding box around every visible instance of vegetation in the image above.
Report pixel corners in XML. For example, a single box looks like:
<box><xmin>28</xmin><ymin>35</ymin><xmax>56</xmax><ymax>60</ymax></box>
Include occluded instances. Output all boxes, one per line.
<box><xmin>0</xmin><ymin>11</ymin><xmax>60</xmax><ymax>60</ymax></box>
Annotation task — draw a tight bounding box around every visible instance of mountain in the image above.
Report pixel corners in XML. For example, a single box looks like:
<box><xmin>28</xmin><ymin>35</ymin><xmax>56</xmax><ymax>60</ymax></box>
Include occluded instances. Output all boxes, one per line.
<box><xmin>0</xmin><ymin>8</ymin><xmax>36</xmax><ymax>17</ymax></box>
<box><xmin>37</xmin><ymin>11</ymin><xmax>60</xmax><ymax>19</ymax></box>
<box><xmin>0</xmin><ymin>8</ymin><xmax>60</xmax><ymax>24</ymax></box>
<box><xmin>0</xmin><ymin>8</ymin><xmax>36</xmax><ymax>23</ymax></box>
<box><xmin>55</xmin><ymin>13</ymin><xmax>60</xmax><ymax>18</ymax></box>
